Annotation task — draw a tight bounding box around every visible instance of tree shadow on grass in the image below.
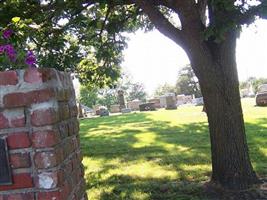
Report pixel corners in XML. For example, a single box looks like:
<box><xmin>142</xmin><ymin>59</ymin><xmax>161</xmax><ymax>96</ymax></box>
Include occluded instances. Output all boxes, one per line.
<box><xmin>80</xmin><ymin>113</ymin><xmax>267</xmax><ymax>200</ymax></box>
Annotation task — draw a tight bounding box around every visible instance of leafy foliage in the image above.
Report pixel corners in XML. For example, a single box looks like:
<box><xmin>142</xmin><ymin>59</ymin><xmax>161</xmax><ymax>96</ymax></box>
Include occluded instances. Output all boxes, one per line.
<box><xmin>240</xmin><ymin>77</ymin><xmax>267</xmax><ymax>93</ymax></box>
<box><xmin>126</xmin><ymin>82</ymin><xmax>147</xmax><ymax>102</ymax></box>
<box><xmin>176</xmin><ymin>65</ymin><xmax>202</xmax><ymax>98</ymax></box>
<box><xmin>79</xmin><ymin>86</ymin><xmax>98</xmax><ymax>108</ymax></box>
<box><xmin>1</xmin><ymin>0</ymin><xmax>266</xmax><ymax>88</ymax></box>
<box><xmin>0</xmin><ymin>18</ymin><xmax>35</xmax><ymax>70</ymax></box>
<box><xmin>79</xmin><ymin>71</ymin><xmax>147</xmax><ymax>108</ymax></box>
<box><xmin>0</xmin><ymin>0</ymin><xmax>151</xmax><ymax>87</ymax></box>
<box><xmin>154</xmin><ymin>83</ymin><xmax>176</xmax><ymax>97</ymax></box>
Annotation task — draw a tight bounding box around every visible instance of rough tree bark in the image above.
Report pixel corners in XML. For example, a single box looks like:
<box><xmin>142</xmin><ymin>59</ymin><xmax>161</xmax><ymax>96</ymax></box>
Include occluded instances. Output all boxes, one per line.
<box><xmin>136</xmin><ymin>0</ymin><xmax>260</xmax><ymax>190</ymax></box>
<box><xmin>188</xmin><ymin>30</ymin><xmax>259</xmax><ymax>190</ymax></box>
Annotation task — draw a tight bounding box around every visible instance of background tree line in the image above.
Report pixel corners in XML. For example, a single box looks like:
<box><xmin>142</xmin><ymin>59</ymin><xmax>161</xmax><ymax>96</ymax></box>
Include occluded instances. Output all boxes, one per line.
<box><xmin>79</xmin><ymin>72</ymin><xmax>147</xmax><ymax>108</ymax></box>
<box><xmin>240</xmin><ymin>77</ymin><xmax>267</xmax><ymax>93</ymax></box>
<box><xmin>154</xmin><ymin>65</ymin><xmax>202</xmax><ymax>98</ymax></box>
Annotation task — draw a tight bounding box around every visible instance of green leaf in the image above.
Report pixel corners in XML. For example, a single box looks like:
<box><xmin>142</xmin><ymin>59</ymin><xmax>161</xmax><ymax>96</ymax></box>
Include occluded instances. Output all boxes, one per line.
<box><xmin>12</xmin><ymin>17</ymin><xmax>20</xmax><ymax>23</ymax></box>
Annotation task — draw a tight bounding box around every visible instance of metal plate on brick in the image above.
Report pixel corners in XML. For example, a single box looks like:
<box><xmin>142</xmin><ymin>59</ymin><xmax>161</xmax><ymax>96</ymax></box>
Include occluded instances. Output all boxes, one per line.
<box><xmin>0</xmin><ymin>138</ymin><xmax>12</xmax><ymax>185</ymax></box>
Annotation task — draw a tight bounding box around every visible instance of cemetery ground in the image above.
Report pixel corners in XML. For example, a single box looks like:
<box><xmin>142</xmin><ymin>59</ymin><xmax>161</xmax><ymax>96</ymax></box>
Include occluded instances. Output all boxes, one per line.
<box><xmin>79</xmin><ymin>98</ymin><xmax>267</xmax><ymax>200</ymax></box>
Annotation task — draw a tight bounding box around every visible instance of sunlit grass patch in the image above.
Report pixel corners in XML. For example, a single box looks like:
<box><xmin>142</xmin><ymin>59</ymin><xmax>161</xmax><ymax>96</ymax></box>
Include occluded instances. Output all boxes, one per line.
<box><xmin>80</xmin><ymin>98</ymin><xmax>267</xmax><ymax>200</ymax></box>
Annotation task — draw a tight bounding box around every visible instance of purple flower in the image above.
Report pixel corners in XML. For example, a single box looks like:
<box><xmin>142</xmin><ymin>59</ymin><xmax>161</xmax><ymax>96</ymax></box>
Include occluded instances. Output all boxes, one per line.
<box><xmin>4</xmin><ymin>44</ymin><xmax>16</xmax><ymax>62</ymax></box>
<box><xmin>25</xmin><ymin>50</ymin><xmax>36</xmax><ymax>67</ymax></box>
<box><xmin>0</xmin><ymin>45</ymin><xmax>5</xmax><ymax>54</ymax></box>
<box><xmin>3</xmin><ymin>29</ymin><xmax>13</xmax><ymax>39</ymax></box>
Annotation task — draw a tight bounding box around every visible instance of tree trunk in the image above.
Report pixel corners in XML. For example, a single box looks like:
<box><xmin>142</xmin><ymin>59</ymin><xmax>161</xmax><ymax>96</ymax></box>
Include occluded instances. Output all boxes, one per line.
<box><xmin>189</xmin><ymin>32</ymin><xmax>259</xmax><ymax>190</ymax></box>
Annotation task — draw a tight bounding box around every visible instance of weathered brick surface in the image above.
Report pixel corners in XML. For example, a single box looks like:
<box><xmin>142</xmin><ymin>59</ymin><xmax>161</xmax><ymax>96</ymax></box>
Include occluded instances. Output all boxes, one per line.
<box><xmin>35</xmin><ymin>170</ymin><xmax>64</xmax><ymax>189</ymax></box>
<box><xmin>3</xmin><ymin>89</ymin><xmax>55</xmax><ymax>108</ymax></box>
<box><xmin>0</xmin><ymin>68</ymin><xmax>87</xmax><ymax>199</ymax></box>
<box><xmin>31</xmin><ymin>108</ymin><xmax>59</xmax><ymax>127</ymax></box>
<box><xmin>0</xmin><ymin>173</ymin><xmax>33</xmax><ymax>191</ymax></box>
<box><xmin>10</xmin><ymin>152</ymin><xmax>31</xmax><ymax>169</ymax></box>
<box><xmin>23</xmin><ymin>68</ymin><xmax>44</xmax><ymax>84</ymax></box>
<box><xmin>0</xmin><ymin>113</ymin><xmax>9</xmax><ymax>129</ymax></box>
<box><xmin>34</xmin><ymin>148</ymin><xmax>63</xmax><ymax>169</ymax></box>
<box><xmin>0</xmin><ymin>71</ymin><xmax>18</xmax><ymax>86</ymax></box>
<box><xmin>2</xmin><ymin>192</ymin><xmax>34</xmax><ymax>200</ymax></box>
<box><xmin>37</xmin><ymin>190</ymin><xmax>61</xmax><ymax>200</ymax></box>
<box><xmin>0</xmin><ymin>110</ymin><xmax>25</xmax><ymax>129</ymax></box>
<box><xmin>7</xmin><ymin>132</ymin><xmax>31</xmax><ymax>149</ymax></box>
<box><xmin>32</xmin><ymin>129</ymin><xmax>60</xmax><ymax>148</ymax></box>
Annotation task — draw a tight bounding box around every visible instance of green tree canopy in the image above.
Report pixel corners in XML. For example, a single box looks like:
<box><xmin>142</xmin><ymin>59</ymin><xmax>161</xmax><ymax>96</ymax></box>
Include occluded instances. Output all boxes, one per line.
<box><xmin>154</xmin><ymin>83</ymin><xmax>176</xmax><ymax>97</ymax></box>
<box><xmin>176</xmin><ymin>65</ymin><xmax>202</xmax><ymax>97</ymax></box>
<box><xmin>240</xmin><ymin>77</ymin><xmax>267</xmax><ymax>93</ymax></box>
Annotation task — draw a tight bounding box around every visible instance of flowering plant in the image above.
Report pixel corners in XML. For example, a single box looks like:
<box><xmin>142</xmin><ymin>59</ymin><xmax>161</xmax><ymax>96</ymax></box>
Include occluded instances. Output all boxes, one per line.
<box><xmin>0</xmin><ymin>17</ymin><xmax>36</xmax><ymax>70</ymax></box>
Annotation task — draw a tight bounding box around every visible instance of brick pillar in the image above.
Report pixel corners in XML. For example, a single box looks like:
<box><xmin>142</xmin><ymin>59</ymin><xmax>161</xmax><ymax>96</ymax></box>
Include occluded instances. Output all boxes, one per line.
<box><xmin>0</xmin><ymin>68</ymin><xmax>87</xmax><ymax>200</ymax></box>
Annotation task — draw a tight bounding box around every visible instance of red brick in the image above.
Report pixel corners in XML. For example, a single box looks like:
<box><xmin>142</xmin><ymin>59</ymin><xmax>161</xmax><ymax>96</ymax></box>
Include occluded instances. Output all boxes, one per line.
<box><xmin>0</xmin><ymin>71</ymin><xmax>18</xmax><ymax>86</ymax></box>
<box><xmin>71</xmin><ymin>194</ymin><xmax>78</xmax><ymax>200</ymax></box>
<box><xmin>72</xmin><ymin>137</ymin><xmax>79</xmax><ymax>150</ymax></box>
<box><xmin>69</xmin><ymin>105</ymin><xmax>78</xmax><ymax>118</ymax></box>
<box><xmin>56</xmin><ymin>89</ymin><xmax>72</xmax><ymax>102</ymax></box>
<box><xmin>37</xmin><ymin>190</ymin><xmax>62</xmax><ymax>200</ymax></box>
<box><xmin>63</xmin><ymin>139</ymin><xmax>74</xmax><ymax>159</ymax></box>
<box><xmin>9</xmin><ymin>116</ymin><xmax>25</xmax><ymax>128</ymax></box>
<box><xmin>75</xmin><ymin>180</ymin><xmax>87</xmax><ymax>200</ymax></box>
<box><xmin>27</xmin><ymin>89</ymin><xmax>55</xmax><ymax>105</ymax></box>
<box><xmin>24</xmin><ymin>68</ymin><xmax>43</xmax><ymax>83</ymax></box>
<box><xmin>3</xmin><ymin>92</ymin><xmax>27</xmax><ymax>108</ymax></box>
<box><xmin>35</xmin><ymin>170</ymin><xmax>64</xmax><ymax>189</ymax></box>
<box><xmin>6</xmin><ymin>193</ymin><xmax>34</xmax><ymax>200</ymax></box>
<box><xmin>68</xmin><ymin>122</ymin><xmax>74</xmax><ymax>136</ymax></box>
<box><xmin>31</xmin><ymin>108</ymin><xmax>59</xmax><ymax>126</ymax></box>
<box><xmin>7</xmin><ymin>132</ymin><xmax>31</xmax><ymax>149</ymax></box>
<box><xmin>32</xmin><ymin>129</ymin><xmax>60</xmax><ymax>148</ymax></box>
<box><xmin>0</xmin><ymin>173</ymin><xmax>33</xmax><ymax>191</ymax></box>
<box><xmin>34</xmin><ymin>149</ymin><xmax>63</xmax><ymax>169</ymax></box>
<box><xmin>76</xmin><ymin>150</ymin><xmax>83</xmax><ymax>163</ymax></box>
<box><xmin>24</xmin><ymin>68</ymin><xmax>56</xmax><ymax>84</ymax></box>
<box><xmin>0</xmin><ymin>113</ymin><xmax>9</xmax><ymax>129</ymax></box>
<box><xmin>10</xmin><ymin>152</ymin><xmax>31</xmax><ymax>168</ymax></box>
<box><xmin>64</xmin><ymin>89</ymin><xmax>72</xmax><ymax>100</ymax></box>
<box><xmin>3</xmin><ymin>89</ymin><xmax>55</xmax><ymax>108</ymax></box>
<box><xmin>59</xmin><ymin>103</ymin><xmax>70</xmax><ymax>120</ymax></box>
<box><xmin>65</xmin><ymin>160</ymin><xmax>73</xmax><ymax>173</ymax></box>
<box><xmin>68</xmin><ymin>120</ymin><xmax>80</xmax><ymax>136</ymax></box>
<box><xmin>73</xmin><ymin>120</ymin><xmax>80</xmax><ymax>134</ymax></box>
<box><xmin>72</xmin><ymin>156</ymin><xmax>79</xmax><ymax>172</ymax></box>
<box><xmin>58</xmin><ymin>123</ymin><xmax>69</xmax><ymax>139</ymax></box>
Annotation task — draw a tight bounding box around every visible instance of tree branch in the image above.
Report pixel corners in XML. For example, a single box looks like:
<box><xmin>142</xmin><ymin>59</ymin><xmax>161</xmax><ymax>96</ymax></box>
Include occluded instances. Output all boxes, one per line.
<box><xmin>239</xmin><ymin>3</ymin><xmax>267</xmax><ymax>25</ymax></box>
<box><xmin>134</xmin><ymin>0</ymin><xmax>186</xmax><ymax>47</ymax></box>
<box><xmin>197</xmin><ymin>0</ymin><xmax>208</xmax><ymax>26</ymax></box>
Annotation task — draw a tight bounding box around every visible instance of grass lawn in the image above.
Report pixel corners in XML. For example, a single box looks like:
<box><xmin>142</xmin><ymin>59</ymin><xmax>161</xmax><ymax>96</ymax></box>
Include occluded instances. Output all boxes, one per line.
<box><xmin>79</xmin><ymin>98</ymin><xmax>267</xmax><ymax>200</ymax></box>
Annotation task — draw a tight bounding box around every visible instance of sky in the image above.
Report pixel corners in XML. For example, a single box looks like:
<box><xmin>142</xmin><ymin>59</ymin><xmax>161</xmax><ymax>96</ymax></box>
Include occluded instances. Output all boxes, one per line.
<box><xmin>122</xmin><ymin>19</ymin><xmax>267</xmax><ymax>95</ymax></box>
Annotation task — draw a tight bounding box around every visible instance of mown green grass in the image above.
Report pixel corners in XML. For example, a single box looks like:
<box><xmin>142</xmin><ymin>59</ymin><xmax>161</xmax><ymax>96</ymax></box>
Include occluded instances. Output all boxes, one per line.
<box><xmin>79</xmin><ymin>98</ymin><xmax>267</xmax><ymax>200</ymax></box>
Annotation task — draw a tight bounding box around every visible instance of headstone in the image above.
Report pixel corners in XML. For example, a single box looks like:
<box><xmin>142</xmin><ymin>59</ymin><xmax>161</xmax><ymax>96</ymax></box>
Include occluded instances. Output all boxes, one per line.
<box><xmin>139</xmin><ymin>103</ymin><xmax>156</xmax><ymax>111</ymax></box>
<box><xmin>148</xmin><ymin>98</ymin><xmax>161</xmax><ymax>108</ymax></box>
<box><xmin>177</xmin><ymin>95</ymin><xmax>193</xmax><ymax>106</ymax></box>
<box><xmin>110</xmin><ymin>104</ymin><xmax>121</xmax><ymax>113</ymax></box>
<box><xmin>165</xmin><ymin>95</ymin><xmax>177</xmax><ymax>110</ymax></box>
<box><xmin>121</xmin><ymin>108</ymin><xmax>132</xmax><ymax>113</ymax></box>
<box><xmin>159</xmin><ymin>96</ymin><xmax>167</xmax><ymax>108</ymax></box>
<box><xmin>99</xmin><ymin>106</ymin><xmax>109</xmax><ymax>117</ymax></box>
<box><xmin>192</xmin><ymin>97</ymin><xmax>204</xmax><ymax>105</ymax></box>
<box><xmin>117</xmin><ymin>90</ymin><xmax>126</xmax><ymax>110</ymax></box>
<box><xmin>127</xmin><ymin>100</ymin><xmax>141</xmax><ymax>111</ymax></box>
